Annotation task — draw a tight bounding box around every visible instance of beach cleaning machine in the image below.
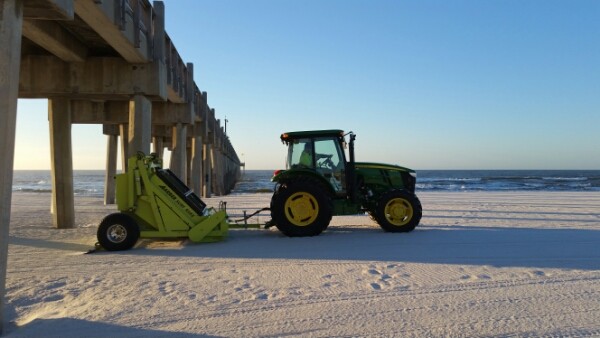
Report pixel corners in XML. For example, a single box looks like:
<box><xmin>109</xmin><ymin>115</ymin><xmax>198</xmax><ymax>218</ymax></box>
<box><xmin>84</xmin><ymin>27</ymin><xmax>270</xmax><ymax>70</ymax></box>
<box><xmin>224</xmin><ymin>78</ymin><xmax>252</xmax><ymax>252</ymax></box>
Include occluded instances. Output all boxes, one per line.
<box><xmin>96</xmin><ymin>129</ymin><xmax>422</xmax><ymax>251</ymax></box>
<box><xmin>96</xmin><ymin>153</ymin><xmax>229</xmax><ymax>251</ymax></box>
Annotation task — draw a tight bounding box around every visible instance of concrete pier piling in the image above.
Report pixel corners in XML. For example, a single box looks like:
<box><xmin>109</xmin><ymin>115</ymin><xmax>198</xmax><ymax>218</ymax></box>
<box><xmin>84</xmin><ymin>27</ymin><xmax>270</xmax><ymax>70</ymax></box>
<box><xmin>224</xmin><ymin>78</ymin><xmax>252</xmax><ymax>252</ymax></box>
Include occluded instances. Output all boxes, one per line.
<box><xmin>49</xmin><ymin>98</ymin><xmax>75</xmax><ymax>229</ymax></box>
<box><xmin>1</xmin><ymin>0</ymin><xmax>24</xmax><ymax>333</ymax></box>
<box><xmin>104</xmin><ymin>134</ymin><xmax>118</xmax><ymax>205</ymax></box>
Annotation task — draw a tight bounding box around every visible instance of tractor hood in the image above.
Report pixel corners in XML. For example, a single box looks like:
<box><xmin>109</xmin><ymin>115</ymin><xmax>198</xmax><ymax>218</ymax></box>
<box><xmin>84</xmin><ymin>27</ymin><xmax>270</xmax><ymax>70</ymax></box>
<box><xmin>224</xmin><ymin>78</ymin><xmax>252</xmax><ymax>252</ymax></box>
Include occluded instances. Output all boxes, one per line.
<box><xmin>355</xmin><ymin>162</ymin><xmax>416</xmax><ymax>175</ymax></box>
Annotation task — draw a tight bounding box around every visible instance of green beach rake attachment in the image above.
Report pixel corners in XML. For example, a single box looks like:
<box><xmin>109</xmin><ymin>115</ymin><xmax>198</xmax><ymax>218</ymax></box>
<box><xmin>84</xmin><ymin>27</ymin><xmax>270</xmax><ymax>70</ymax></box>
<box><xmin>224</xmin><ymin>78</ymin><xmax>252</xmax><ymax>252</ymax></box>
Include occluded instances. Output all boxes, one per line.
<box><xmin>96</xmin><ymin>152</ymin><xmax>230</xmax><ymax>251</ymax></box>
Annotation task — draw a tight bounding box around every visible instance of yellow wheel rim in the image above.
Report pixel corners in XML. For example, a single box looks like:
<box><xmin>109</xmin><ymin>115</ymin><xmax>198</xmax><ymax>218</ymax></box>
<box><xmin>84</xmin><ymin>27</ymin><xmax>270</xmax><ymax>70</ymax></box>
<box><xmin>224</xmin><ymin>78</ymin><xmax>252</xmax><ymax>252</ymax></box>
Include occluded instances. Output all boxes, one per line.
<box><xmin>384</xmin><ymin>197</ymin><xmax>413</xmax><ymax>226</ymax></box>
<box><xmin>284</xmin><ymin>191</ymin><xmax>319</xmax><ymax>226</ymax></box>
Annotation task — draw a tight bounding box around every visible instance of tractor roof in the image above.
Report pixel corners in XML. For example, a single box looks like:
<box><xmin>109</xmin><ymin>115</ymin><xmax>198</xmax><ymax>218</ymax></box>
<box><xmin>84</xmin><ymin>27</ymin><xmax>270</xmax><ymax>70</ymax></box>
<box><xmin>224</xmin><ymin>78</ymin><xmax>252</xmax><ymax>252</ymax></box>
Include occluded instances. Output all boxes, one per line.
<box><xmin>281</xmin><ymin>129</ymin><xmax>344</xmax><ymax>142</ymax></box>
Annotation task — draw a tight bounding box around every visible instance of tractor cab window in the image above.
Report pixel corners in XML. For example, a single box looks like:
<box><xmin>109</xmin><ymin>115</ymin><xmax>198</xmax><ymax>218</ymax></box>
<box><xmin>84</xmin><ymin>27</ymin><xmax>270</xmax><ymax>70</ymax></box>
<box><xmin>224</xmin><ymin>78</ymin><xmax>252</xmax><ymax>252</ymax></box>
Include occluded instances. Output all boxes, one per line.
<box><xmin>314</xmin><ymin>138</ymin><xmax>345</xmax><ymax>192</ymax></box>
<box><xmin>288</xmin><ymin>139</ymin><xmax>310</xmax><ymax>169</ymax></box>
<box><xmin>314</xmin><ymin>138</ymin><xmax>340</xmax><ymax>168</ymax></box>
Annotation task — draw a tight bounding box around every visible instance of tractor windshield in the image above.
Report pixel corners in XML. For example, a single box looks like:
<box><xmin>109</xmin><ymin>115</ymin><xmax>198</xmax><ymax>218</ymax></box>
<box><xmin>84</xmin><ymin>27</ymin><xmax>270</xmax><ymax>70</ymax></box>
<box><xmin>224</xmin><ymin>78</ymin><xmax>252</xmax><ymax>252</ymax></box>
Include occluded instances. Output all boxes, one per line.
<box><xmin>315</xmin><ymin>138</ymin><xmax>342</xmax><ymax>169</ymax></box>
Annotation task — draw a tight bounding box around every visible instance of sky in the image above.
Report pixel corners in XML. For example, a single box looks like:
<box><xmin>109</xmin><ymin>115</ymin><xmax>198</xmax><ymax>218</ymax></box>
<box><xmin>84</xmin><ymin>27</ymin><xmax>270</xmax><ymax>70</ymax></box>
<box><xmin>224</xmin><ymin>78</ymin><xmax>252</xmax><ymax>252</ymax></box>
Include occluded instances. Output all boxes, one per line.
<box><xmin>13</xmin><ymin>0</ymin><xmax>600</xmax><ymax>170</ymax></box>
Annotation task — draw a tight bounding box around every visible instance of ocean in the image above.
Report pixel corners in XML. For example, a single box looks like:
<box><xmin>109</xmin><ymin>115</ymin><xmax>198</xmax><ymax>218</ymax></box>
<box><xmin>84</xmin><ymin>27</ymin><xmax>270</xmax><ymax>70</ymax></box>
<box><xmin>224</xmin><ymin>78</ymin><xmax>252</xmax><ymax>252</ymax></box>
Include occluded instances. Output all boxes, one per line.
<box><xmin>11</xmin><ymin>169</ymin><xmax>600</xmax><ymax>197</ymax></box>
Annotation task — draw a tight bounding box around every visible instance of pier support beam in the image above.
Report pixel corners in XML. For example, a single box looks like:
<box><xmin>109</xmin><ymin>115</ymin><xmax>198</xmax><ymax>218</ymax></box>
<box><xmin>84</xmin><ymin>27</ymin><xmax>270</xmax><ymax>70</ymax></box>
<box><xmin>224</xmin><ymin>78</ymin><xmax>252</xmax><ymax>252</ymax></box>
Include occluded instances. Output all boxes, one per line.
<box><xmin>190</xmin><ymin>129</ymin><xmax>203</xmax><ymax>195</ymax></box>
<box><xmin>0</xmin><ymin>0</ymin><xmax>24</xmax><ymax>333</ymax></box>
<box><xmin>152</xmin><ymin>136</ymin><xmax>164</xmax><ymax>159</ymax></box>
<box><xmin>170</xmin><ymin>122</ymin><xmax>187</xmax><ymax>180</ymax></box>
<box><xmin>127</xmin><ymin>95</ymin><xmax>152</xmax><ymax>157</ymax></box>
<box><xmin>104</xmin><ymin>134</ymin><xmax>118</xmax><ymax>205</ymax></box>
<box><xmin>203</xmin><ymin>143</ymin><xmax>212</xmax><ymax>198</ymax></box>
<box><xmin>217</xmin><ymin>147</ymin><xmax>225</xmax><ymax>195</ymax></box>
<box><xmin>119</xmin><ymin>124</ymin><xmax>128</xmax><ymax>172</ymax></box>
<box><xmin>49</xmin><ymin>98</ymin><xmax>75</xmax><ymax>229</ymax></box>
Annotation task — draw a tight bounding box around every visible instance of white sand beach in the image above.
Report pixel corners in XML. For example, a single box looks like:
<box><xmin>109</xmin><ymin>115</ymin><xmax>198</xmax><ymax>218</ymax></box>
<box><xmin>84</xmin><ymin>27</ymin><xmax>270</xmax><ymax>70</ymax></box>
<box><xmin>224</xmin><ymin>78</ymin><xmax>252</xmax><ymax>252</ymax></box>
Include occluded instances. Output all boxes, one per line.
<box><xmin>4</xmin><ymin>191</ymin><xmax>600</xmax><ymax>337</ymax></box>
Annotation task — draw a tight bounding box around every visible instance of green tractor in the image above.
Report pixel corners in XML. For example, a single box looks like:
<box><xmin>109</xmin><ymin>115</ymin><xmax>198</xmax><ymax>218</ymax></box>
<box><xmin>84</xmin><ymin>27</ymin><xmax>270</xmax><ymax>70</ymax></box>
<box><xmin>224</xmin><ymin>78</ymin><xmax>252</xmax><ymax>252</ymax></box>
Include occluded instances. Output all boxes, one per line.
<box><xmin>269</xmin><ymin>129</ymin><xmax>422</xmax><ymax>236</ymax></box>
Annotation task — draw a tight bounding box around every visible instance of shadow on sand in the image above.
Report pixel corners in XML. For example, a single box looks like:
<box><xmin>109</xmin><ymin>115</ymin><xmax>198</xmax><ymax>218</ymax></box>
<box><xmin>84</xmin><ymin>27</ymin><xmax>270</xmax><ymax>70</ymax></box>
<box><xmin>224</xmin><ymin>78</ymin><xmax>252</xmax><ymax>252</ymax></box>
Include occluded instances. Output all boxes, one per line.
<box><xmin>4</xmin><ymin>318</ymin><xmax>215</xmax><ymax>338</ymax></box>
<box><xmin>102</xmin><ymin>224</ymin><xmax>600</xmax><ymax>271</ymax></box>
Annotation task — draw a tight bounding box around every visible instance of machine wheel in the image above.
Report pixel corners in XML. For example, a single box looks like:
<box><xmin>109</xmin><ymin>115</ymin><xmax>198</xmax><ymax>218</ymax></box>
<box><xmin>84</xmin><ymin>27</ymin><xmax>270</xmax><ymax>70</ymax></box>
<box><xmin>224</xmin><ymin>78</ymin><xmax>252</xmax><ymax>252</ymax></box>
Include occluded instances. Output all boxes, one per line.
<box><xmin>271</xmin><ymin>179</ymin><xmax>333</xmax><ymax>237</ymax></box>
<box><xmin>373</xmin><ymin>190</ymin><xmax>422</xmax><ymax>233</ymax></box>
<box><xmin>97</xmin><ymin>213</ymin><xmax>140</xmax><ymax>251</ymax></box>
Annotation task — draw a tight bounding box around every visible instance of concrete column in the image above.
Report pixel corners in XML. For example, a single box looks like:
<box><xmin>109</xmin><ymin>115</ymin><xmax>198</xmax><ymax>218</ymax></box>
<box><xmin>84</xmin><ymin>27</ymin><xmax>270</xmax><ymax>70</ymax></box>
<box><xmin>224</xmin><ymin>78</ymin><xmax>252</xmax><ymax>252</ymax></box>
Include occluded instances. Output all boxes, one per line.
<box><xmin>170</xmin><ymin>122</ymin><xmax>187</xmax><ymax>180</ymax></box>
<box><xmin>224</xmin><ymin>155</ymin><xmax>230</xmax><ymax>194</ymax></box>
<box><xmin>218</xmin><ymin>149</ymin><xmax>225</xmax><ymax>195</ymax></box>
<box><xmin>190</xmin><ymin>132</ymin><xmax>203</xmax><ymax>195</ymax></box>
<box><xmin>104</xmin><ymin>134</ymin><xmax>118</xmax><ymax>205</ymax></box>
<box><xmin>152</xmin><ymin>136</ymin><xmax>164</xmax><ymax>159</ymax></box>
<box><xmin>203</xmin><ymin>143</ymin><xmax>212</xmax><ymax>198</ymax></box>
<box><xmin>49</xmin><ymin>98</ymin><xmax>75</xmax><ymax>229</ymax></box>
<box><xmin>119</xmin><ymin>124</ymin><xmax>128</xmax><ymax>172</ymax></box>
<box><xmin>213</xmin><ymin>148</ymin><xmax>223</xmax><ymax>196</ymax></box>
<box><xmin>186</xmin><ymin>142</ymin><xmax>192</xmax><ymax>187</ymax></box>
<box><xmin>0</xmin><ymin>0</ymin><xmax>23</xmax><ymax>333</ymax></box>
<box><xmin>210</xmin><ymin>145</ymin><xmax>222</xmax><ymax>196</ymax></box>
<box><xmin>225</xmin><ymin>154</ymin><xmax>234</xmax><ymax>194</ymax></box>
<box><xmin>153</xmin><ymin>2</ymin><xmax>166</xmax><ymax>62</ymax></box>
<box><xmin>220</xmin><ymin>144</ymin><xmax>227</xmax><ymax>195</ymax></box>
<box><xmin>127</xmin><ymin>94</ymin><xmax>152</xmax><ymax>158</ymax></box>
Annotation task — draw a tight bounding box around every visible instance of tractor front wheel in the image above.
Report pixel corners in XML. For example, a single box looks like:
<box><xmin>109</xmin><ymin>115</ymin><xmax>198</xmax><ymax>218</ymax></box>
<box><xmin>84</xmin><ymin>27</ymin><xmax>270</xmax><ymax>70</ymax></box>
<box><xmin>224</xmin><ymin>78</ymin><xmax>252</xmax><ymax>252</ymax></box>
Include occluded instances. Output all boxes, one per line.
<box><xmin>97</xmin><ymin>213</ymin><xmax>140</xmax><ymax>251</ymax></box>
<box><xmin>373</xmin><ymin>190</ymin><xmax>422</xmax><ymax>233</ymax></box>
<box><xmin>271</xmin><ymin>180</ymin><xmax>332</xmax><ymax>237</ymax></box>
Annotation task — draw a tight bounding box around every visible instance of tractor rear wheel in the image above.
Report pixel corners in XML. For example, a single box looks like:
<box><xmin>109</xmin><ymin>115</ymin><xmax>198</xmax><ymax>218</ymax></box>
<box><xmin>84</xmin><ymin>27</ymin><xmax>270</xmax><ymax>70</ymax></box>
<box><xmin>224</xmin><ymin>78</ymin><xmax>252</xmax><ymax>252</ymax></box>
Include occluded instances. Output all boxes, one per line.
<box><xmin>271</xmin><ymin>180</ymin><xmax>333</xmax><ymax>237</ymax></box>
<box><xmin>373</xmin><ymin>190</ymin><xmax>422</xmax><ymax>233</ymax></box>
<box><xmin>97</xmin><ymin>213</ymin><xmax>140</xmax><ymax>251</ymax></box>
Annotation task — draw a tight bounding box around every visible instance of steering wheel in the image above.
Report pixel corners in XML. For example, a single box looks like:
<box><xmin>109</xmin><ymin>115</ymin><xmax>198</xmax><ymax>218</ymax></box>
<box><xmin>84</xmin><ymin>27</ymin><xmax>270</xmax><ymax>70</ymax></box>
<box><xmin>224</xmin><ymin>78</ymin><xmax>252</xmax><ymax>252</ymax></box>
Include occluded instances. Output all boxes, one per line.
<box><xmin>318</xmin><ymin>155</ymin><xmax>334</xmax><ymax>169</ymax></box>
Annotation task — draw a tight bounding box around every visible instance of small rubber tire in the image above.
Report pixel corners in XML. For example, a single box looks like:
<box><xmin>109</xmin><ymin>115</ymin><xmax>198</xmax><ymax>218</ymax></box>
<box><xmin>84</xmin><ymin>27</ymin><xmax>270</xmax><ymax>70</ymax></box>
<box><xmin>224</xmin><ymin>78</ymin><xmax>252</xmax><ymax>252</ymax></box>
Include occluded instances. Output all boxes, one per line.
<box><xmin>374</xmin><ymin>190</ymin><xmax>422</xmax><ymax>233</ymax></box>
<box><xmin>271</xmin><ymin>179</ymin><xmax>333</xmax><ymax>237</ymax></box>
<box><xmin>97</xmin><ymin>213</ymin><xmax>140</xmax><ymax>251</ymax></box>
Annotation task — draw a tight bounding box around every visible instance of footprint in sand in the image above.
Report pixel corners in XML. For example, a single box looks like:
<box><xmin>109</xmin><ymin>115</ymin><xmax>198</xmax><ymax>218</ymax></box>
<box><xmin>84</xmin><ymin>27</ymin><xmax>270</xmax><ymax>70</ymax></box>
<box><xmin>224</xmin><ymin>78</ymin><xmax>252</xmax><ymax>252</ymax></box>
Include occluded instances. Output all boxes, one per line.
<box><xmin>234</xmin><ymin>282</ymin><xmax>252</xmax><ymax>292</ymax></box>
<box><xmin>370</xmin><ymin>283</ymin><xmax>382</xmax><ymax>290</ymax></box>
<box><xmin>254</xmin><ymin>292</ymin><xmax>270</xmax><ymax>300</ymax></box>
<box><xmin>460</xmin><ymin>274</ymin><xmax>492</xmax><ymax>281</ymax></box>
<box><xmin>368</xmin><ymin>269</ymin><xmax>382</xmax><ymax>276</ymax></box>
<box><xmin>158</xmin><ymin>280</ymin><xmax>177</xmax><ymax>296</ymax></box>
<box><xmin>531</xmin><ymin>270</ymin><xmax>546</xmax><ymax>277</ymax></box>
<box><xmin>364</xmin><ymin>265</ymin><xmax>401</xmax><ymax>290</ymax></box>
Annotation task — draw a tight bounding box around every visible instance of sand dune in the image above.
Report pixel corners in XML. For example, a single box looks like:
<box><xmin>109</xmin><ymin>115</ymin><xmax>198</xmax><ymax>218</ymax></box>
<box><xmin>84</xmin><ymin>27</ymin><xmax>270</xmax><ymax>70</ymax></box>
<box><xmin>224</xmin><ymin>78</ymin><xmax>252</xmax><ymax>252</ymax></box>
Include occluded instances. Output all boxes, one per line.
<box><xmin>4</xmin><ymin>191</ymin><xmax>600</xmax><ymax>337</ymax></box>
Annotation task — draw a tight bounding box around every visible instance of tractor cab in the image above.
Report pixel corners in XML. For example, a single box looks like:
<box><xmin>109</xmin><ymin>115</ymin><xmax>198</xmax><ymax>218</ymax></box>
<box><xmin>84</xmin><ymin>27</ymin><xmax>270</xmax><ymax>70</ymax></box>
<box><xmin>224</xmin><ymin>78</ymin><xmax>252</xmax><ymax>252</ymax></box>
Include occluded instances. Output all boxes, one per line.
<box><xmin>280</xmin><ymin>130</ymin><xmax>350</xmax><ymax>194</ymax></box>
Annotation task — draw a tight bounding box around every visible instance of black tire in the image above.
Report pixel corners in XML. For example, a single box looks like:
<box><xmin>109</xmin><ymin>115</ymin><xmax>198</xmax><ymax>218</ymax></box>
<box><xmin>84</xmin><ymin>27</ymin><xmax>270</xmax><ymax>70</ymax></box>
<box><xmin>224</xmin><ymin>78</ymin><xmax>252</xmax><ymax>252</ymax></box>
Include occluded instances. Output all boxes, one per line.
<box><xmin>97</xmin><ymin>213</ymin><xmax>140</xmax><ymax>251</ymax></box>
<box><xmin>270</xmin><ymin>179</ymin><xmax>333</xmax><ymax>237</ymax></box>
<box><xmin>373</xmin><ymin>190</ymin><xmax>422</xmax><ymax>233</ymax></box>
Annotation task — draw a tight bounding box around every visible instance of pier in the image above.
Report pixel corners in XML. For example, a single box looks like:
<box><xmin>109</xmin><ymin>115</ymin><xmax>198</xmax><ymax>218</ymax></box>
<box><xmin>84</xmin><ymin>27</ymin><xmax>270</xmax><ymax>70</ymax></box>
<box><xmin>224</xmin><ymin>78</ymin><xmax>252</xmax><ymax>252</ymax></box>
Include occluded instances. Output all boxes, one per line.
<box><xmin>1</xmin><ymin>0</ymin><xmax>242</xmax><ymax>332</ymax></box>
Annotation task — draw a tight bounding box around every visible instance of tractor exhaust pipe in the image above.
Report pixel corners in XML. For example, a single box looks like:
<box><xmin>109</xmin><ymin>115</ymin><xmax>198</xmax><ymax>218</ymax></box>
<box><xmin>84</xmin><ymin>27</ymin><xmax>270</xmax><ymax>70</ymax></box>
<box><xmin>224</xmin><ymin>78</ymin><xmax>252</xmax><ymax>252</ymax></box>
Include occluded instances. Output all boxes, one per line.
<box><xmin>347</xmin><ymin>132</ymin><xmax>357</xmax><ymax>203</ymax></box>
